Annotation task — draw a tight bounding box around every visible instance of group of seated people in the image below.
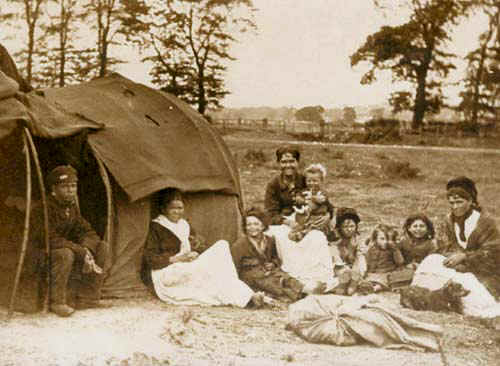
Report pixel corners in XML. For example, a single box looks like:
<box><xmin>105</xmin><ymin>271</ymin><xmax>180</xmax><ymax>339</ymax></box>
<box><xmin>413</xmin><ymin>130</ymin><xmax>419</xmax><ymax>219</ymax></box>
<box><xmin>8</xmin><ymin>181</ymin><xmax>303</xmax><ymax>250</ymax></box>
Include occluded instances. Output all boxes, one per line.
<box><xmin>39</xmin><ymin>143</ymin><xmax>500</xmax><ymax>317</ymax></box>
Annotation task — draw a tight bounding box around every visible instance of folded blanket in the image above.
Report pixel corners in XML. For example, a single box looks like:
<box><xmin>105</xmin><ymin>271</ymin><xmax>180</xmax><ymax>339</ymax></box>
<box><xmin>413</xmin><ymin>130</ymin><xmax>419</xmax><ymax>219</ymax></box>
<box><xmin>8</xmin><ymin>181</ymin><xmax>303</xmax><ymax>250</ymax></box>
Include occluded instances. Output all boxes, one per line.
<box><xmin>287</xmin><ymin>294</ymin><xmax>442</xmax><ymax>352</ymax></box>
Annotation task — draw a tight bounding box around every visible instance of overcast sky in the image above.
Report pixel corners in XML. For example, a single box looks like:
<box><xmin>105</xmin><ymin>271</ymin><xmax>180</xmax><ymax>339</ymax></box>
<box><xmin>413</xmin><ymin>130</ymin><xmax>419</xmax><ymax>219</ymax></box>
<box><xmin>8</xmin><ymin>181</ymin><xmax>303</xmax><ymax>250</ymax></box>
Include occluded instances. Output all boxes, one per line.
<box><xmin>2</xmin><ymin>0</ymin><xmax>489</xmax><ymax>110</ymax></box>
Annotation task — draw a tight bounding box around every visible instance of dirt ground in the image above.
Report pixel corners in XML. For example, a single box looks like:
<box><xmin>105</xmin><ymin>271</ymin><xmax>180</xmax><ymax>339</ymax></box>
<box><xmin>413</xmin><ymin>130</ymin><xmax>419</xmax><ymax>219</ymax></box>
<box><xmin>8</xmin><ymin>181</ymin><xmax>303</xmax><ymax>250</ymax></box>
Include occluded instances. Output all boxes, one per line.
<box><xmin>1</xmin><ymin>293</ymin><xmax>500</xmax><ymax>366</ymax></box>
<box><xmin>2</xmin><ymin>132</ymin><xmax>500</xmax><ymax>366</ymax></box>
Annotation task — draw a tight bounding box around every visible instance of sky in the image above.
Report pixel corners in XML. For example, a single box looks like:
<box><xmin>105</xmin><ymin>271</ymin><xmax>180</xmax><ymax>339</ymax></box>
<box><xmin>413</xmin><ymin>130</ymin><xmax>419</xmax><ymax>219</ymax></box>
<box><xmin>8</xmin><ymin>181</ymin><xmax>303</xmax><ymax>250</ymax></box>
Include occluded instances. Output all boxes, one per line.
<box><xmin>2</xmin><ymin>0</ymin><xmax>489</xmax><ymax>110</ymax></box>
<box><xmin>117</xmin><ymin>0</ymin><xmax>488</xmax><ymax>110</ymax></box>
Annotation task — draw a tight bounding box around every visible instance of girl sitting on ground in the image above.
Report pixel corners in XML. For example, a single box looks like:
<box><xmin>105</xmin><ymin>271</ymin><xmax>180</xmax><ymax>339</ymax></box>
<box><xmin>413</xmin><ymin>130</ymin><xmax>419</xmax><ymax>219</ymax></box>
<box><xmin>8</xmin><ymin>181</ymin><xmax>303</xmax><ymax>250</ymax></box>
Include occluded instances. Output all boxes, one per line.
<box><xmin>362</xmin><ymin>224</ymin><xmax>404</xmax><ymax>292</ymax></box>
<box><xmin>399</xmin><ymin>213</ymin><xmax>439</xmax><ymax>269</ymax></box>
<box><xmin>288</xmin><ymin>163</ymin><xmax>335</xmax><ymax>242</ymax></box>
<box><xmin>328</xmin><ymin>208</ymin><xmax>368</xmax><ymax>295</ymax></box>
<box><xmin>231</xmin><ymin>207</ymin><xmax>326</xmax><ymax>303</ymax></box>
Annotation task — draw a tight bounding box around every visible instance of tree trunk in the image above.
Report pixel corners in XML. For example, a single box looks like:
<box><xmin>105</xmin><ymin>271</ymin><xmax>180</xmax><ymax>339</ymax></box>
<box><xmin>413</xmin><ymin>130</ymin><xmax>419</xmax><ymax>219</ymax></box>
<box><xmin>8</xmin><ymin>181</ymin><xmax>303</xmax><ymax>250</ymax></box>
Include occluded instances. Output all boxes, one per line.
<box><xmin>99</xmin><ymin>41</ymin><xmax>108</xmax><ymax>77</ymax></box>
<box><xmin>27</xmin><ymin>27</ymin><xmax>35</xmax><ymax>85</ymax></box>
<box><xmin>197</xmin><ymin>71</ymin><xmax>206</xmax><ymax>115</ymax></box>
<box><xmin>412</xmin><ymin>70</ymin><xmax>427</xmax><ymax>130</ymax></box>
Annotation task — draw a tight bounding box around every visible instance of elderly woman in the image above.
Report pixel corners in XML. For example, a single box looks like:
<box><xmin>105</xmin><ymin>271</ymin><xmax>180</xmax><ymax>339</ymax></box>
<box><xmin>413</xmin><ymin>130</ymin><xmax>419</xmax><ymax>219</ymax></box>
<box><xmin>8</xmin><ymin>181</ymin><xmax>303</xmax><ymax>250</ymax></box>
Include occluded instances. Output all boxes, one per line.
<box><xmin>412</xmin><ymin>176</ymin><xmax>500</xmax><ymax>317</ymax></box>
<box><xmin>142</xmin><ymin>189</ymin><xmax>262</xmax><ymax>308</ymax></box>
<box><xmin>264</xmin><ymin>146</ymin><xmax>335</xmax><ymax>292</ymax></box>
<box><xmin>399</xmin><ymin>213</ymin><xmax>439</xmax><ymax>269</ymax></box>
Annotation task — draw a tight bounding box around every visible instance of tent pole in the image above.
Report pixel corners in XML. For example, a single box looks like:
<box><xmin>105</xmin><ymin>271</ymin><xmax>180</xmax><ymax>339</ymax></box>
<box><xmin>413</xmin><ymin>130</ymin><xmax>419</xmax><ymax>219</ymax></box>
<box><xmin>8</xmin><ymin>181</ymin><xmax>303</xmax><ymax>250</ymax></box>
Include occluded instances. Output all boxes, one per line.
<box><xmin>92</xmin><ymin>147</ymin><xmax>113</xmax><ymax>245</ymax></box>
<box><xmin>24</xmin><ymin>127</ymin><xmax>50</xmax><ymax>313</ymax></box>
<box><xmin>7</xmin><ymin>131</ymin><xmax>33</xmax><ymax>319</ymax></box>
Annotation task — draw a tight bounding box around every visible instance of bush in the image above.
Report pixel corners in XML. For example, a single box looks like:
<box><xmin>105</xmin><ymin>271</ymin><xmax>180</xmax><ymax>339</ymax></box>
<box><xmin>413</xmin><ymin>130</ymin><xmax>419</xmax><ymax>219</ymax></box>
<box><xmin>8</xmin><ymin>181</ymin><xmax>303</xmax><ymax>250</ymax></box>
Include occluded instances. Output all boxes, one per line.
<box><xmin>330</xmin><ymin>150</ymin><xmax>345</xmax><ymax>159</ymax></box>
<box><xmin>380</xmin><ymin>159</ymin><xmax>420</xmax><ymax>180</ymax></box>
<box><xmin>243</xmin><ymin>149</ymin><xmax>267</xmax><ymax>165</ymax></box>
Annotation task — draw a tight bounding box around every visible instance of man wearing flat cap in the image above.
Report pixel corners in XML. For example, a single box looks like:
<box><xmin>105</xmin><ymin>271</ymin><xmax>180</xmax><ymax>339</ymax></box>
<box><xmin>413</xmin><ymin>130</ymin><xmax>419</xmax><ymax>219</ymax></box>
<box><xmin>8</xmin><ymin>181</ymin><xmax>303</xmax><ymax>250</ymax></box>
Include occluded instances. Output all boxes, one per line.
<box><xmin>440</xmin><ymin>176</ymin><xmax>500</xmax><ymax>299</ymax></box>
<box><xmin>33</xmin><ymin>165</ymin><xmax>110</xmax><ymax>317</ymax></box>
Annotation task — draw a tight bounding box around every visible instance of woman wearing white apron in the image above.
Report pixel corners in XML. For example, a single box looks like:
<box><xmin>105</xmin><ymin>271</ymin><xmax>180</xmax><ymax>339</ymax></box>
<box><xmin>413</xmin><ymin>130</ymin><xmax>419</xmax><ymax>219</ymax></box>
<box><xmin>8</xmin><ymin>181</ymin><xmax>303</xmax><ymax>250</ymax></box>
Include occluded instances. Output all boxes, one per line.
<box><xmin>142</xmin><ymin>189</ymin><xmax>259</xmax><ymax>308</ymax></box>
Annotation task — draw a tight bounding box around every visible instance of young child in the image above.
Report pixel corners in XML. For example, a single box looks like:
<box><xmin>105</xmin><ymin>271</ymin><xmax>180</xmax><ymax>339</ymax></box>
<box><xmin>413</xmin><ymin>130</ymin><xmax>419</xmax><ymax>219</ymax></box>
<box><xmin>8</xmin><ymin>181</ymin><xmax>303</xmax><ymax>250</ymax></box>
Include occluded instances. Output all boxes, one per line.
<box><xmin>231</xmin><ymin>207</ymin><xmax>325</xmax><ymax>302</ymax></box>
<box><xmin>399</xmin><ymin>213</ymin><xmax>438</xmax><ymax>269</ymax></box>
<box><xmin>363</xmin><ymin>224</ymin><xmax>404</xmax><ymax>292</ymax></box>
<box><xmin>328</xmin><ymin>208</ymin><xmax>368</xmax><ymax>295</ymax></box>
<box><xmin>288</xmin><ymin>163</ymin><xmax>334</xmax><ymax>242</ymax></box>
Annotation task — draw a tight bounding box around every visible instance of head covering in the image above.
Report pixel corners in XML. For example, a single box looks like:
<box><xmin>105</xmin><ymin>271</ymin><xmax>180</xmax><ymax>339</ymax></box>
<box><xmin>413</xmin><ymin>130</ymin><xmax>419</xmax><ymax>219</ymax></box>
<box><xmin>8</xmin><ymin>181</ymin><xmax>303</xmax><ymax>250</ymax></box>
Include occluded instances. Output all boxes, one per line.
<box><xmin>47</xmin><ymin>165</ymin><xmax>78</xmax><ymax>188</ymax></box>
<box><xmin>275</xmin><ymin>146</ymin><xmax>300</xmax><ymax>162</ymax></box>
<box><xmin>403</xmin><ymin>213</ymin><xmax>435</xmax><ymax>240</ymax></box>
<box><xmin>243</xmin><ymin>206</ymin><xmax>270</xmax><ymax>232</ymax></box>
<box><xmin>446</xmin><ymin>176</ymin><xmax>478</xmax><ymax>205</ymax></box>
<box><xmin>335</xmin><ymin>207</ymin><xmax>361</xmax><ymax>228</ymax></box>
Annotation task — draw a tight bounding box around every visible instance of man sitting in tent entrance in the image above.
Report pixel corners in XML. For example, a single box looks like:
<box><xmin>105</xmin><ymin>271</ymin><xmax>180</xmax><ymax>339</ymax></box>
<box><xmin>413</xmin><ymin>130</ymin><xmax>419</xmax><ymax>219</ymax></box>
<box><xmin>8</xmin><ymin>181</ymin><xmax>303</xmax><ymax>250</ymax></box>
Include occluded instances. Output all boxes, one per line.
<box><xmin>32</xmin><ymin>165</ymin><xmax>110</xmax><ymax>317</ymax></box>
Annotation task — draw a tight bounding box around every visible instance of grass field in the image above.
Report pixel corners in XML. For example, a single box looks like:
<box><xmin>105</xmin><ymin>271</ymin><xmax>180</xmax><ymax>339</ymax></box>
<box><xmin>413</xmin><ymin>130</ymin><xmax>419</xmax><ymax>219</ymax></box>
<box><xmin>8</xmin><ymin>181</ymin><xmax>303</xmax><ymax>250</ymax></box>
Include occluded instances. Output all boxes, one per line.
<box><xmin>224</xmin><ymin>132</ymin><xmax>500</xmax><ymax>235</ymax></box>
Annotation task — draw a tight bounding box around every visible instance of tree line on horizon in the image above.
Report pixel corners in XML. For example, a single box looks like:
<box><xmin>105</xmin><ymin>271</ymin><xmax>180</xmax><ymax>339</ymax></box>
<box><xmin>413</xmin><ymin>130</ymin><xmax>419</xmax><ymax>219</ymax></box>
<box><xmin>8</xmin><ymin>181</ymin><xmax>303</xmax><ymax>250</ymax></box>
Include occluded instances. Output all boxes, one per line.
<box><xmin>1</xmin><ymin>0</ymin><xmax>498</xmax><ymax>130</ymax></box>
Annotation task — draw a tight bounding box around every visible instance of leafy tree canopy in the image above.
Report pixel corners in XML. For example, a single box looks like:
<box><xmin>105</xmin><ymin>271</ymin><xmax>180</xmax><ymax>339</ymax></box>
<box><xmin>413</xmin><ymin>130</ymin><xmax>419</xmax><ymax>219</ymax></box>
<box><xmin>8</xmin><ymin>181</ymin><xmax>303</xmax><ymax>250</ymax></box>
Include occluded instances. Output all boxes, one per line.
<box><xmin>295</xmin><ymin>105</ymin><xmax>325</xmax><ymax>122</ymax></box>
<box><xmin>351</xmin><ymin>0</ymin><xmax>472</xmax><ymax>129</ymax></box>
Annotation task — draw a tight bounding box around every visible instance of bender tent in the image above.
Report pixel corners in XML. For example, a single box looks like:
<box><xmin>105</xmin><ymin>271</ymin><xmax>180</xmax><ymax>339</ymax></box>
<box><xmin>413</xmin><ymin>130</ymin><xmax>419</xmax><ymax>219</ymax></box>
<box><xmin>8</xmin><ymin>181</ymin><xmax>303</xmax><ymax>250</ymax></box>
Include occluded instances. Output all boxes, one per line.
<box><xmin>0</xmin><ymin>73</ymin><xmax>243</xmax><ymax>313</ymax></box>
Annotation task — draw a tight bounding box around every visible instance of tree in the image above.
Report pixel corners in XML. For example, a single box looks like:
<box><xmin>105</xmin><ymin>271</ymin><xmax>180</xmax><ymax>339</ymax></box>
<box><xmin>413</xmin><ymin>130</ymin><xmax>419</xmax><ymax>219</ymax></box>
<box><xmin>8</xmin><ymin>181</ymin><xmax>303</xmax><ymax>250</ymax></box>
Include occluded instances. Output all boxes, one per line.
<box><xmin>82</xmin><ymin>0</ymin><xmax>148</xmax><ymax>78</ymax></box>
<box><xmin>36</xmin><ymin>0</ymin><xmax>86</xmax><ymax>87</ymax></box>
<box><xmin>295</xmin><ymin>105</ymin><xmax>325</xmax><ymax>122</ymax></box>
<box><xmin>121</xmin><ymin>0</ymin><xmax>256</xmax><ymax>115</ymax></box>
<box><xmin>351</xmin><ymin>0</ymin><xmax>472</xmax><ymax>129</ymax></box>
<box><xmin>1</xmin><ymin>0</ymin><xmax>49</xmax><ymax>85</ymax></box>
<box><xmin>460</xmin><ymin>0</ymin><xmax>500</xmax><ymax>125</ymax></box>
<box><xmin>342</xmin><ymin>106</ymin><xmax>357</xmax><ymax>123</ymax></box>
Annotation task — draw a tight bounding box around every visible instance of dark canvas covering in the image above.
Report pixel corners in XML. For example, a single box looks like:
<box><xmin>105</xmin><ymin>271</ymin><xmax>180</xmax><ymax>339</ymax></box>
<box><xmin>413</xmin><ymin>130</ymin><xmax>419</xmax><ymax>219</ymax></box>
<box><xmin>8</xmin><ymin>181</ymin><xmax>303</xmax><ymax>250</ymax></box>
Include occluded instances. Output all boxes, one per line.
<box><xmin>0</xmin><ymin>74</ymin><xmax>243</xmax><ymax>310</ymax></box>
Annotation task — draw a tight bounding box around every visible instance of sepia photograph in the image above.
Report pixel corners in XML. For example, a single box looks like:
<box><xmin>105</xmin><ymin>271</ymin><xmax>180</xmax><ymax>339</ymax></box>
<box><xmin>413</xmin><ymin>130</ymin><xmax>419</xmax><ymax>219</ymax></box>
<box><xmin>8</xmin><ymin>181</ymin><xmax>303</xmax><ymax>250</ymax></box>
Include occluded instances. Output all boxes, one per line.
<box><xmin>0</xmin><ymin>0</ymin><xmax>499</xmax><ymax>365</ymax></box>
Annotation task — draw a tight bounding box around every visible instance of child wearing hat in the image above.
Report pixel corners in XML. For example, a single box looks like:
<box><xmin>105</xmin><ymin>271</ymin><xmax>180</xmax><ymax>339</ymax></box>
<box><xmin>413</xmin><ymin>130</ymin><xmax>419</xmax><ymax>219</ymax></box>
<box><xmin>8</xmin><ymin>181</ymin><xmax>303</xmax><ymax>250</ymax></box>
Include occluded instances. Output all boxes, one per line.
<box><xmin>32</xmin><ymin>165</ymin><xmax>110</xmax><ymax>317</ymax></box>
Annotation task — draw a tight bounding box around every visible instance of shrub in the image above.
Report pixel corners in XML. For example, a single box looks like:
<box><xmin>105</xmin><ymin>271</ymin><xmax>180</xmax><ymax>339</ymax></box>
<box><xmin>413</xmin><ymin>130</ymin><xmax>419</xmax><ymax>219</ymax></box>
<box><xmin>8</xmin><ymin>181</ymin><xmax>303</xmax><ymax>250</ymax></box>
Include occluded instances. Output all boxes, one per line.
<box><xmin>380</xmin><ymin>159</ymin><xmax>420</xmax><ymax>179</ymax></box>
<box><xmin>330</xmin><ymin>150</ymin><xmax>345</xmax><ymax>159</ymax></box>
<box><xmin>243</xmin><ymin>149</ymin><xmax>267</xmax><ymax>165</ymax></box>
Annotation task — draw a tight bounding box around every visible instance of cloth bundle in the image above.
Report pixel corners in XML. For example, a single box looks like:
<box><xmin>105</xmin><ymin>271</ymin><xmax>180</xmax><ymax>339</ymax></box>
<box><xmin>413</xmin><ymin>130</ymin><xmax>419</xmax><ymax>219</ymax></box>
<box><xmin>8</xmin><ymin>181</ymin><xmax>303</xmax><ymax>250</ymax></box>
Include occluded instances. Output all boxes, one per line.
<box><xmin>286</xmin><ymin>294</ymin><xmax>442</xmax><ymax>352</ymax></box>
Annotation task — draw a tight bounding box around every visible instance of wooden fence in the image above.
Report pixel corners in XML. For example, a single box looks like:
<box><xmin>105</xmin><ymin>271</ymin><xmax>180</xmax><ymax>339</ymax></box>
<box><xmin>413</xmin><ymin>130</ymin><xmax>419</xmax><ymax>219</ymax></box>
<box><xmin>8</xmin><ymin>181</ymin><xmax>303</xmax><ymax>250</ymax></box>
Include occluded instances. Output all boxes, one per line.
<box><xmin>212</xmin><ymin>118</ymin><xmax>361</xmax><ymax>136</ymax></box>
<box><xmin>212</xmin><ymin>118</ymin><xmax>499</xmax><ymax>139</ymax></box>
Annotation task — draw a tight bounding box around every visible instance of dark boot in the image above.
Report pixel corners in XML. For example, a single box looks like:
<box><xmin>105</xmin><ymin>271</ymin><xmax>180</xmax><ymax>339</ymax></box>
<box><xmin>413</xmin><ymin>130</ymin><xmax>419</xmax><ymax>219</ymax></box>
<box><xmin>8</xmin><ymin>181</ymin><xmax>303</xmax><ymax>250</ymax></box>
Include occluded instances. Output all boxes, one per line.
<box><xmin>50</xmin><ymin>248</ymin><xmax>75</xmax><ymax>317</ymax></box>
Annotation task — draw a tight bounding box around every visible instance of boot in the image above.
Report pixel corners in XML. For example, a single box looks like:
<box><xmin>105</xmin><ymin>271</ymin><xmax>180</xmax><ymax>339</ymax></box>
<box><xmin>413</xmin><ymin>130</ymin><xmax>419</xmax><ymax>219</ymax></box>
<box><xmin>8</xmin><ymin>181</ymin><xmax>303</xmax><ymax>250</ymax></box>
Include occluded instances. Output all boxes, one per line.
<box><xmin>50</xmin><ymin>303</ymin><xmax>75</xmax><ymax>317</ymax></box>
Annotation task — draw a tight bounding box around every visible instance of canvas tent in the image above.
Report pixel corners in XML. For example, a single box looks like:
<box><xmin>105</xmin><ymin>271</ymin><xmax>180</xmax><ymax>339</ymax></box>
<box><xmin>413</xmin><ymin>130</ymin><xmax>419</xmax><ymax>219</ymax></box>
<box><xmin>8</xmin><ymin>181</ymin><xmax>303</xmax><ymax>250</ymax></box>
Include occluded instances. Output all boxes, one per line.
<box><xmin>0</xmin><ymin>73</ymin><xmax>243</xmax><ymax>313</ymax></box>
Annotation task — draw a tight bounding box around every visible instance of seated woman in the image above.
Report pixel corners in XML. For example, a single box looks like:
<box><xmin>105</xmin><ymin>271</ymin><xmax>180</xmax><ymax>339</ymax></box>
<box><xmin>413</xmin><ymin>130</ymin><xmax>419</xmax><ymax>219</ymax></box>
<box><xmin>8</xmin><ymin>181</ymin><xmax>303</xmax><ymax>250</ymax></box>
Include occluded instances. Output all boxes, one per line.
<box><xmin>329</xmin><ymin>208</ymin><xmax>367</xmax><ymax>295</ymax></box>
<box><xmin>142</xmin><ymin>189</ymin><xmax>261</xmax><ymax>308</ymax></box>
<box><xmin>231</xmin><ymin>207</ymin><xmax>325</xmax><ymax>302</ymax></box>
<box><xmin>412</xmin><ymin>176</ymin><xmax>500</xmax><ymax>317</ymax></box>
<box><xmin>264</xmin><ymin>146</ymin><xmax>335</xmax><ymax>292</ymax></box>
<box><xmin>400</xmin><ymin>213</ymin><xmax>438</xmax><ymax>269</ymax></box>
<box><xmin>264</xmin><ymin>145</ymin><xmax>307</xmax><ymax>226</ymax></box>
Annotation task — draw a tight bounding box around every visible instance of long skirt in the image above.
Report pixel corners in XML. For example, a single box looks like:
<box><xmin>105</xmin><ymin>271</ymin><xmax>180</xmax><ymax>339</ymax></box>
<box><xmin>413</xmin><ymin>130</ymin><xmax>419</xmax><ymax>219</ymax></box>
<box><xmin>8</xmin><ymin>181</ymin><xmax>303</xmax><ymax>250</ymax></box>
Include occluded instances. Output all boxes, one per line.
<box><xmin>267</xmin><ymin>225</ymin><xmax>336</xmax><ymax>292</ymax></box>
<box><xmin>412</xmin><ymin>254</ymin><xmax>500</xmax><ymax>318</ymax></box>
<box><xmin>151</xmin><ymin>240</ymin><xmax>254</xmax><ymax>307</ymax></box>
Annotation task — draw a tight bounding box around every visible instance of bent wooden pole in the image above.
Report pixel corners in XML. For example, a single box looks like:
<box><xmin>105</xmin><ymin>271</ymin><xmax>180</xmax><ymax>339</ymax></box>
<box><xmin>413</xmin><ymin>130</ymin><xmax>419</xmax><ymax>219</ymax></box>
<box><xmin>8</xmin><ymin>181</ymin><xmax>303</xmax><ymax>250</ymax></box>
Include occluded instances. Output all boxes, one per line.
<box><xmin>24</xmin><ymin>127</ymin><xmax>50</xmax><ymax>312</ymax></box>
<box><xmin>7</xmin><ymin>131</ymin><xmax>32</xmax><ymax>319</ymax></box>
<box><xmin>91</xmin><ymin>147</ymin><xmax>113</xmax><ymax>245</ymax></box>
